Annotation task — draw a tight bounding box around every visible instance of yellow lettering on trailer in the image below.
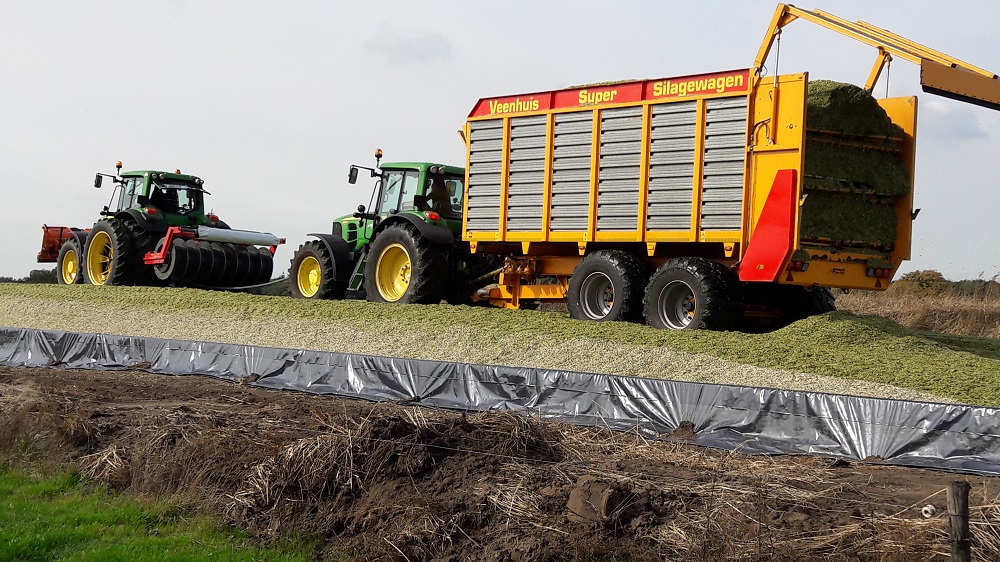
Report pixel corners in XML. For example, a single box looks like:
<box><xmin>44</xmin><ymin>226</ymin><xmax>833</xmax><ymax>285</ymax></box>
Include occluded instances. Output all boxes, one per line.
<box><xmin>578</xmin><ymin>89</ymin><xmax>619</xmax><ymax>106</ymax></box>
<box><xmin>488</xmin><ymin>97</ymin><xmax>540</xmax><ymax>115</ymax></box>
<box><xmin>651</xmin><ymin>74</ymin><xmax>745</xmax><ymax>98</ymax></box>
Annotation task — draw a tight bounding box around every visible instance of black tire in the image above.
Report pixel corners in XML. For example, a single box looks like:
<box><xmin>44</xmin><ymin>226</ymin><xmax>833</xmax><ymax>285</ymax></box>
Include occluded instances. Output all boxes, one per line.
<box><xmin>567</xmin><ymin>250</ymin><xmax>646</xmax><ymax>322</ymax></box>
<box><xmin>442</xmin><ymin>250</ymin><xmax>503</xmax><ymax>306</ymax></box>
<box><xmin>364</xmin><ymin>223</ymin><xmax>445</xmax><ymax>304</ymax></box>
<box><xmin>232</xmin><ymin>244</ymin><xmax>251</xmax><ymax>287</ymax></box>
<box><xmin>193</xmin><ymin>242</ymin><xmax>217</xmax><ymax>286</ymax></box>
<box><xmin>56</xmin><ymin>237</ymin><xmax>86</xmax><ymax>285</ymax></box>
<box><xmin>741</xmin><ymin>283</ymin><xmax>837</xmax><ymax>331</ymax></box>
<box><xmin>786</xmin><ymin>285</ymin><xmax>836</xmax><ymax>319</ymax></box>
<box><xmin>803</xmin><ymin>286</ymin><xmax>837</xmax><ymax>316</ymax></box>
<box><xmin>643</xmin><ymin>257</ymin><xmax>741</xmax><ymax>331</ymax></box>
<box><xmin>289</xmin><ymin>240</ymin><xmax>348</xmax><ymax>299</ymax></box>
<box><xmin>83</xmin><ymin>219</ymin><xmax>146</xmax><ymax>286</ymax></box>
<box><xmin>214</xmin><ymin>243</ymin><xmax>240</xmax><ymax>287</ymax></box>
<box><xmin>244</xmin><ymin>246</ymin><xmax>262</xmax><ymax>288</ymax></box>
<box><xmin>256</xmin><ymin>247</ymin><xmax>274</xmax><ymax>285</ymax></box>
<box><xmin>154</xmin><ymin>237</ymin><xmax>187</xmax><ymax>282</ymax></box>
<box><xmin>120</xmin><ymin>218</ymin><xmax>158</xmax><ymax>285</ymax></box>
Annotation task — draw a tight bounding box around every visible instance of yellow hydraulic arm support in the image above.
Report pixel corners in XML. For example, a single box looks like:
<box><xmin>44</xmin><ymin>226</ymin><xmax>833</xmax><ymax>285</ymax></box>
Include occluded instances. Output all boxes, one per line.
<box><xmin>754</xmin><ymin>3</ymin><xmax>1000</xmax><ymax>111</ymax></box>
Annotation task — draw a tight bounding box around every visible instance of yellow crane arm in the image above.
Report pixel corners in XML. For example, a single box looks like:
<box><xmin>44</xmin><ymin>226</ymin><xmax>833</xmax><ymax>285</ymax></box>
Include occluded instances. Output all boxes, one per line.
<box><xmin>754</xmin><ymin>3</ymin><xmax>1000</xmax><ymax>111</ymax></box>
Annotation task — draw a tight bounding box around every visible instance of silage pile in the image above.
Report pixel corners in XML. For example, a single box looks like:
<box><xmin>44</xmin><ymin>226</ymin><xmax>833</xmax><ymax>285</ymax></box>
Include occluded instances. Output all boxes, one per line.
<box><xmin>801</xmin><ymin>80</ymin><xmax>910</xmax><ymax>248</ymax></box>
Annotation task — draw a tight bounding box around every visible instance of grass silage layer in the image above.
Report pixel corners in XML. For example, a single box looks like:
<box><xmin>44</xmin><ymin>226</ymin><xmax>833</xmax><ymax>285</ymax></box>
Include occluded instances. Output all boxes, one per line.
<box><xmin>3</xmin><ymin>285</ymin><xmax>1000</xmax><ymax>406</ymax></box>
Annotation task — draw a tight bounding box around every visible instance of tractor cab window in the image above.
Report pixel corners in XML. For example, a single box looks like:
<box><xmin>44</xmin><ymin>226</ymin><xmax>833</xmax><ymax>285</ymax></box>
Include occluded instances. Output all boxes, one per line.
<box><xmin>424</xmin><ymin>175</ymin><xmax>464</xmax><ymax>219</ymax></box>
<box><xmin>376</xmin><ymin>170</ymin><xmax>419</xmax><ymax>215</ymax></box>
<box><xmin>150</xmin><ymin>180</ymin><xmax>202</xmax><ymax>215</ymax></box>
<box><xmin>117</xmin><ymin>177</ymin><xmax>143</xmax><ymax>211</ymax></box>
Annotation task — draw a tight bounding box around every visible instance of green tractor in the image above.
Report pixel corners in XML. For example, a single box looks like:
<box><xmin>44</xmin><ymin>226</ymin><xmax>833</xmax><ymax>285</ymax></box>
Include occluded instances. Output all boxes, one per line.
<box><xmin>290</xmin><ymin>150</ymin><xmax>487</xmax><ymax>304</ymax></box>
<box><xmin>38</xmin><ymin>162</ymin><xmax>283</xmax><ymax>288</ymax></box>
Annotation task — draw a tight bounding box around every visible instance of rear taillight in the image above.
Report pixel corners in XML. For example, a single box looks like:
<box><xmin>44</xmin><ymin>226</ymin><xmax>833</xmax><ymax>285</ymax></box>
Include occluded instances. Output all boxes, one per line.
<box><xmin>788</xmin><ymin>260</ymin><xmax>809</xmax><ymax>272</ymax></box>
<box><xmin>866</xmin><ymin>267</ymin><xmax>893</xmax><ymax>279</ymax></box>
<box><xmin>207</xmin><ymin>213</ymin><xmax>219</xmax><ymax>222</ymax></box>
<box><xmin>144</xmin><ymin>207</ymin><xmax>158</xmax><ymax>215</ymax></box>
<box><xmin>425</xmin><ymin>211</ymin><xmax>441</xmax><ymax>221</ymax></box>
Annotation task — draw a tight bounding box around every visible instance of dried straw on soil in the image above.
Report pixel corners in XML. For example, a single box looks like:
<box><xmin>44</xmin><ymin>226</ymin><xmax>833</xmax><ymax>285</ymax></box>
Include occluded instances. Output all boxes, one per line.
<box><xmin>3</xmin><ymin>367</ymin><xmax>1000</xmax><ymax>561</ymax></box>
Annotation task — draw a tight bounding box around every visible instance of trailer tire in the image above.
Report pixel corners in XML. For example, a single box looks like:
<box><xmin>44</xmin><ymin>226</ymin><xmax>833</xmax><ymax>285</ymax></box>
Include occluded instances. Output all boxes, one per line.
<box><xmin>365</xmin><ymin>223</ymin><xmax>443</xmax><ymax>304</ymax></box>
<box><xmin>567</xmin><ymin>250</ymin><xmax>646</xmax><ymax>322</ymax></box>
<box><xmin>84</xmin><ymin>219</ymin><xmax>145</xmax><ymax>286</ymax></box>
<box><xmin>290</xmin><ymin>241</ymin><xmax>347</xmax><ymax>299</ymax></box>
<box><xmin>56</xmin><ymin>237</ymin><xmax>86</xmax><ymax>285</ymax></box>
<box><xmin>643</xmin><ymin>257</ymin><xmax>740</xmax><ymax>331</ymax></box>
<box><xmin>741</xmin><ymin>283</ymin><xmax>837</xmax><ymax>331</ymax></box>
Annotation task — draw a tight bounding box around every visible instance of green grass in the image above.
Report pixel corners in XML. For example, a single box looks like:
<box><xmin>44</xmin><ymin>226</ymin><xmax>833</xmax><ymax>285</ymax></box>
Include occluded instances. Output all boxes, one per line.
<box><xmin>2</xmin><ymin>284</ymin><xmax>1000</xmax><ymax>406</ymax></box>
<box><xmin>0</xmin><ymin>467</ymin><xmax>313</xmax><ymax>562</ymax></box>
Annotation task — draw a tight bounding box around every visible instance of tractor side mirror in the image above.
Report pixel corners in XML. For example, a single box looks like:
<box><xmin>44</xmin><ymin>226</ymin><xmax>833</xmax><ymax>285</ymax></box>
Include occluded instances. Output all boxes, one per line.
<box><xmin>94</xmin><ymin>174</ymin><xmax>103</xmax><ymax>188</ymax></box>
<box><xmin>348</xmin><ymin>166</ymin><xmax>359</xmax><ymax>184</ymax></box>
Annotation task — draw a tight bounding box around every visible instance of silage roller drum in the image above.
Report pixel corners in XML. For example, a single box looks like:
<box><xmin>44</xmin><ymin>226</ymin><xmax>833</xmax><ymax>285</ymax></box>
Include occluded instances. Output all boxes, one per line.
<box><xmin>154</xmin><ymin>238</ymin><xmax>273</xmax><ymax>288</ymax></box>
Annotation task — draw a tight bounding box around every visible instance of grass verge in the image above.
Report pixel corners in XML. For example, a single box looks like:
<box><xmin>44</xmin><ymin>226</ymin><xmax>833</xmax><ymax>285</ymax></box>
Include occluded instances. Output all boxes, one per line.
<box><xmin>0</xmin><ymin>466</ymin><xmax>313</xmax><ymax>562</ymax></box>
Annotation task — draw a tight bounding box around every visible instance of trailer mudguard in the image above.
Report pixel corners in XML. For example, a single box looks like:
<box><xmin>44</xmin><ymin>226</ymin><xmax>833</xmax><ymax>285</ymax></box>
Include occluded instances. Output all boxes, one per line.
<box><xmin>117</xmin><ymin>209</ymin><xmax>169</xmax><ymax>235</ymax></box>
<box><xmin>307</xmin><ymin>233</ymin><xmax>355</xmax><ymax>283</ymax></box>
<box><xmin>378</xmin><ymin>215</ymin><xmax>455</xmax><ymax>246</ymax></box>
<box><xmin>738</xmin><ymin>169</ymin><xmax>797</xmax><ymax>283</ymax></box>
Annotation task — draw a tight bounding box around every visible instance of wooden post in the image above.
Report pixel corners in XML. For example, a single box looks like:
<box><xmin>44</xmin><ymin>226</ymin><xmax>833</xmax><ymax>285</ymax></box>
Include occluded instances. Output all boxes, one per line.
<box><xmin>947</xmin><ymin>480</ymin><xmax>971</xmax><ymax>562</ymax></box>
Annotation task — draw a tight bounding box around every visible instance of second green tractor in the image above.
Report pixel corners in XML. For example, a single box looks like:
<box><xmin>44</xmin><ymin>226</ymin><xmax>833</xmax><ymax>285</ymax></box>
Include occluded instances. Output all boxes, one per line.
<box><xmin>289</xmin><ymin>150</ymin><xmax>492</xmax><ymax>305</ymax></box>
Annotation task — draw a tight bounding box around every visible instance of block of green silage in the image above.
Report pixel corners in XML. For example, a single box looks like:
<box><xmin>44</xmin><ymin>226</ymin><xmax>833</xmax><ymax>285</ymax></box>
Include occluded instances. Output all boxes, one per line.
<box><xmin>799</xmin><ymin>80</ymin><xmax>910</xmax><ymax>248</ymax></box>
<box><xmin>799</xmin><ymin>191</ymin><xmax>898</xmax><ymax>247</ymax></box>
<box><xmin>806</xmin><ymin>80</ymin><xmax>905</xmax><ymax>137</ymax></box>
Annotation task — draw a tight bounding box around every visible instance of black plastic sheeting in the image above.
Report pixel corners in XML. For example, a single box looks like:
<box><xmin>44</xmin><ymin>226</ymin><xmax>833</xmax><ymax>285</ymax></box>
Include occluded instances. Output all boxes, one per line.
<box><xmin>2</xmin><ymin>326</ymin><xmax>998</xmax><ymax>475</ymax></box>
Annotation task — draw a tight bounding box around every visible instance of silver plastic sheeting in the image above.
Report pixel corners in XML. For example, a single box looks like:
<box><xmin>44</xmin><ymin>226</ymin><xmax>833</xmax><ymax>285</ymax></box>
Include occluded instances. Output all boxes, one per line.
<box><xmin>2</xmin><ymin>326</ymin><xmax>998</xmax><ymax>475</ymax></box>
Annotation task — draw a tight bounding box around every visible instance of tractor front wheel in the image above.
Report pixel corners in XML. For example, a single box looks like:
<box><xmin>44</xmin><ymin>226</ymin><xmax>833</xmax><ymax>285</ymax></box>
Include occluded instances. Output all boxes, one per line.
<box><xmin>364</xmin><ymin>224</ymin><xmax>443</xmax><ymax>304</ymax></box>
<box><xmin>289</xmin><ymin>241</ymin><xmax>347</xmax><ymax>299</ymax></box>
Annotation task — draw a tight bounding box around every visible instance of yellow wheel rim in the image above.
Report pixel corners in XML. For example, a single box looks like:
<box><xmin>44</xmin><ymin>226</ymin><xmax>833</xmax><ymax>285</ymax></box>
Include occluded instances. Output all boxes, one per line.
<box><xmin>296</xmin><ymin>255</ymin><xmax>322</xmax><ymax>297</ymax></box>
<box><xmin>86</xmin><ymin>231</ymin><xmax>113</xmax><ymax>285</ymax></box>
<box><xmin>376</xmin><ymin>243</ymin><xmax>411</xmax><ymax>302</ymax></box>
<box><xmin>61</xmin><ymin>248</ymin><xmax>79</xmax><ymax>284</ymax></box>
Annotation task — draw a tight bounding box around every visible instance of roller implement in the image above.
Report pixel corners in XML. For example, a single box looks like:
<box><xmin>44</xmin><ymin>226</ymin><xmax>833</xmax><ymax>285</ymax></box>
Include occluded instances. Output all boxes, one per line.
<box><xmin>300</xmin><ymin>4</ymin><xmax>1000</xmax><ymax>330</ymax></box>
<box><xmin>37</xmin><ymin>162</ymin><xmax>284</xmax><ymax>289</ymax></box>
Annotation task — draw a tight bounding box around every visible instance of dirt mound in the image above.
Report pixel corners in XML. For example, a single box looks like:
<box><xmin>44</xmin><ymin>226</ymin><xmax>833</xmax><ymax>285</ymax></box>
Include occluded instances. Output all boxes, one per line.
<box><xmin>2</xmin><ymin>365</ymin><xmax>997</xmax><ymax>561</ymax></box>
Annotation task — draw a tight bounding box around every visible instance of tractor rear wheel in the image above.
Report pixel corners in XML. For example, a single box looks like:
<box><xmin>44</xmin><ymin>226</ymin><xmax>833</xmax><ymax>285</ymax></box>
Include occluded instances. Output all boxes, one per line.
<box><xmin>364</xmin><ymin>223</ymin><xmax>444</xmax><ymax>304</ymax></box>
<box><xmin>56</xmin><ymin>237</ymin><xmax>85</xmax><ymax>285</ymax></box>
<box><xmin>289</xmin><ymin>241</ymin><xmax>347</xmax><ymax>299</ymax></box>
<box><xmin>643</xmin><ymin>257</ymin><xmax>741</xmax><ymax>331</ymax></box>
<box><xmin>84</xmin><ymin>219</ymin><xmax>146</xmax><ymax>286</ymax></box>
<box><xmin>567</xmin><ymin>250</ymin><xmax>646</xmax><ymax>322</ymax></box>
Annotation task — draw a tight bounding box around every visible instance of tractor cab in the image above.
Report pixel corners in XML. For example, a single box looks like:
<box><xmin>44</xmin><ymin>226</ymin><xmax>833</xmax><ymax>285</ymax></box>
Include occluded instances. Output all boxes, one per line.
<box><xmin>95</xmin><ymin>162</ymin><xmax>218</xmax><ymax>228</ymax></box>
<box><xmin>373</xmin><ymin>163</ymin><xmax>465</xmax><ymax>224</ymax></box>
<box><xmin>336</xmin><ymin>151</ymin><xmax>465</xmax><ymax>251</ymax></box>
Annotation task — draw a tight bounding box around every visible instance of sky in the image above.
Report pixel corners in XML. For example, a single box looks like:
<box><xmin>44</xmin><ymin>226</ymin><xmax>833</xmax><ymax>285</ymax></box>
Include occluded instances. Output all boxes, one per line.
<box><xmin>2</xmin><ymin>0</ymin><xmax>999</xmax><ymax>281</ymax></box>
